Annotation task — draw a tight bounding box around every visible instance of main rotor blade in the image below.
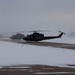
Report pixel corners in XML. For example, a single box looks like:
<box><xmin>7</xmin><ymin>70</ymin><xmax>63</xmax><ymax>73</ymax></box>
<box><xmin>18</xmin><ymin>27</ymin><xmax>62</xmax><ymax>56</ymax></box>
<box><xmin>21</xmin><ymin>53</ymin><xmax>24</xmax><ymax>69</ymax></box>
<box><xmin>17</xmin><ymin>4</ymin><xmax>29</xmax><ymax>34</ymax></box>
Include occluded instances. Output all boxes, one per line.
<box><xmin>26</xmin><ymin>30</ymin><xmax>51</xmax><ymax>32</ymax></box>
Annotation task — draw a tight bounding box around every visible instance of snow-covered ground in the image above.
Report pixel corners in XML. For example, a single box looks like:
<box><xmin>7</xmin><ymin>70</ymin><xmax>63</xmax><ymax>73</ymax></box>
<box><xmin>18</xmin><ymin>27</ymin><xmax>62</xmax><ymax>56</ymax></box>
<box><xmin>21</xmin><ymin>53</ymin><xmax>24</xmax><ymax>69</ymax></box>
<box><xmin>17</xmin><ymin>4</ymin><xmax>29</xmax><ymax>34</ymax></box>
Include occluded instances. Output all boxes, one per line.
<box><xmin>0</xmin><ymin>37</ymin><xmax>75</xmax><ymax>68</ymax></box>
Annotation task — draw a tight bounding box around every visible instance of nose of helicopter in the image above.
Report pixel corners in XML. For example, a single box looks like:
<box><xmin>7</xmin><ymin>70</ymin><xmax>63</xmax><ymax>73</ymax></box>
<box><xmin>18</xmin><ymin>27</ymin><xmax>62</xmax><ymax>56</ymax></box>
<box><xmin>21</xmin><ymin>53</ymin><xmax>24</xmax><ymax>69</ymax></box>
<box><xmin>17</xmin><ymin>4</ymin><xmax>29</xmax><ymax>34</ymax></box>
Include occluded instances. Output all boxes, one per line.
<box><xmin>23</xmin><ymin>37</ymin><xmax>26</xmax><ymax>40</ymax></box>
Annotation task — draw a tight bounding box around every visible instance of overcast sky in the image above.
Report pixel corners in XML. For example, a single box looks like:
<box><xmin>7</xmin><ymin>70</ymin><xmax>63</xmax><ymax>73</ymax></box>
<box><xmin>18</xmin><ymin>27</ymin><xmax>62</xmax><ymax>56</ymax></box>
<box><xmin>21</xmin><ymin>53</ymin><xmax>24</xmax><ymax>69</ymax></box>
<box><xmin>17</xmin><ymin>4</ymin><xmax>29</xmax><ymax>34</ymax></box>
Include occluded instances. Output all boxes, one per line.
<box><xmin>0</xmin><ymin>0</ymin><xmax>75</xmax><ymax>34</ymax></box>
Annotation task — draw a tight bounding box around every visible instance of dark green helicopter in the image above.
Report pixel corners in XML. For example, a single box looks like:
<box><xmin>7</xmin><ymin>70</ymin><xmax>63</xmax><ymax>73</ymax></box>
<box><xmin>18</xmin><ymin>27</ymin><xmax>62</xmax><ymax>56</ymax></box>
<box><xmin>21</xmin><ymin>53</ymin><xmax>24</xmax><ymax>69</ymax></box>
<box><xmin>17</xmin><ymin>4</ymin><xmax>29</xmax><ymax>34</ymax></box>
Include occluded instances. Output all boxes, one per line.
<box><xmin>23</xmin><ymin>30</ymin><xmax>64</xmax><ymax>42</ymax></box>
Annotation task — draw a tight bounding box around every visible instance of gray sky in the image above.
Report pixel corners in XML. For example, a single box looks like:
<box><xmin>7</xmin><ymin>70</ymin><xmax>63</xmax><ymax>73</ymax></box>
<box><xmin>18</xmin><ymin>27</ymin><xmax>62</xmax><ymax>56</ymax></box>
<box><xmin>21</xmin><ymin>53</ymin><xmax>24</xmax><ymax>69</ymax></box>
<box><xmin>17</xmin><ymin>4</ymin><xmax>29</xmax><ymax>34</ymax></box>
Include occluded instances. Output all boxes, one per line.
<box><xmin>0</xmin><ymin>0</ymin><xmax>75</xmax><ymax>33</ymax></box>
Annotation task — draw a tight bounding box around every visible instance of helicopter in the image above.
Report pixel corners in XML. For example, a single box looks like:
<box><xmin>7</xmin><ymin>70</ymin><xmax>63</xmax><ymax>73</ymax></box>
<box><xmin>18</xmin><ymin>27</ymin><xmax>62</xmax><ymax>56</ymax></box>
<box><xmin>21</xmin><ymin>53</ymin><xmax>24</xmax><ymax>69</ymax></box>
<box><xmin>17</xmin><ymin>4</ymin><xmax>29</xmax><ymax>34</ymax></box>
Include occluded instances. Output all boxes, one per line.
<box><xmin>10</xmin><ymin>33</ymin><xmax>25</xmax><ymax>40</ymax></box>
<box><xmin>23</xmin><ymin>31</ymin><xmax>64</xmax><ymax>42</ymax></box>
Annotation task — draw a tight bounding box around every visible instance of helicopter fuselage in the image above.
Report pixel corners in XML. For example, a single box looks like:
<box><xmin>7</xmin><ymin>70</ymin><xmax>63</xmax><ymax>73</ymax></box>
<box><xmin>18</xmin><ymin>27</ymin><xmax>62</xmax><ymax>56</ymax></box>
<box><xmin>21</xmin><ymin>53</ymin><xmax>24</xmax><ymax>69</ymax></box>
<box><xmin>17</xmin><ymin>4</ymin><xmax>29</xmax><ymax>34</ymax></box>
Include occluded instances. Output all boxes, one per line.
<box><xmin>23</xmin><ymin>32</ymin><xmax>44</xmax><ymax>41</ymax></box>
<box><xmin>23</xmin><ymin>32</ymin><xmax>64</xmax><ymax>42</ymax></box>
